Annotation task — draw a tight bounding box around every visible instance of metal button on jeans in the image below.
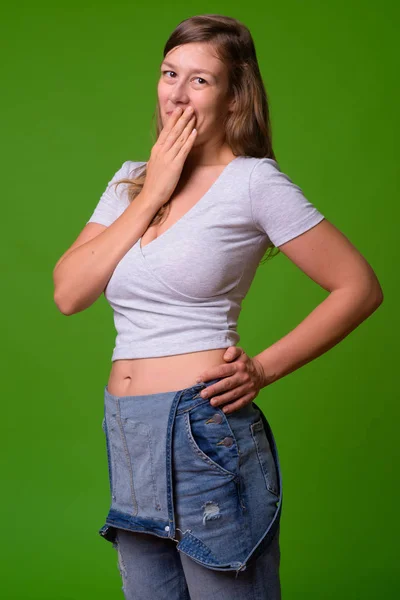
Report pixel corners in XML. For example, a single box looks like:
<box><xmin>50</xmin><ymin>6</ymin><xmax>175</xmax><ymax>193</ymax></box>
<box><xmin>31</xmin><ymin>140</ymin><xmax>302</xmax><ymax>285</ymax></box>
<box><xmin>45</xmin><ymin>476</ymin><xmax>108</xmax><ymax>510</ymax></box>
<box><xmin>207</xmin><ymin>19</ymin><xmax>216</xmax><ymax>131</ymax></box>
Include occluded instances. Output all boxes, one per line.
<box><xmin>216</xmin><ymin>436</ymin><xmax>234</xmax><ymax>447</ymax></box>
<box><xmin>205</xmin><ymin>413</ymin><xmax>223</xmax><ymax>424</ymax></box>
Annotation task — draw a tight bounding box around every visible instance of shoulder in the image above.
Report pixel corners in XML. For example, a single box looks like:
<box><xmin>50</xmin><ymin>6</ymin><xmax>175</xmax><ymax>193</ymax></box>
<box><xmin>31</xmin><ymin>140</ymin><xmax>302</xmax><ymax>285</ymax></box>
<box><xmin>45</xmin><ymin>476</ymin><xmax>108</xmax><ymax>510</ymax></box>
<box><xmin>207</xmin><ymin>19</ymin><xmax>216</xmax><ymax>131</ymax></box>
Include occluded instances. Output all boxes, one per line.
<box><xmin>248</xmin><ymin>156</ymin><xmax>283</xmax><ymax>182</ymax></box>
<box><xmin>230</xmin><ymin>156</ymin><xmax>282</xmax><ymax>187</ymax></box>
<box><xmin>248</xmin><ymin>156</ymin><xmax>305</xmax><ymax>200</ymax></box>
<box><xmin>109</xmin><ymin>160</ymin><xmax>147</xmax><ymax>181</ymax></box>
<box><xmin>125</xmin><ymin>160</ymin><xmax>147</xmax><ymax>178</ymax></box>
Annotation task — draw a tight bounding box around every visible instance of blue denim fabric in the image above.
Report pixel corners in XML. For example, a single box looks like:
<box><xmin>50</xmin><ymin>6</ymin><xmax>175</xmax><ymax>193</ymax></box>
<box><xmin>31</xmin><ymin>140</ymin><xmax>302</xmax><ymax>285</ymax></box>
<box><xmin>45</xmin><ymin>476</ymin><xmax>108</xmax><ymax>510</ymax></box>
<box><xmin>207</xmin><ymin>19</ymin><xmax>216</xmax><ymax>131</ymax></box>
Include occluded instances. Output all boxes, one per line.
<box><xmin>99</xmin><ymin>377</ymin><xmax>283</xmax><ymax>580</ymax></box>
<box><xmin>112</xmin><ymin>520</ymin><xmax>281</xmax><ymax>599</ymax></box>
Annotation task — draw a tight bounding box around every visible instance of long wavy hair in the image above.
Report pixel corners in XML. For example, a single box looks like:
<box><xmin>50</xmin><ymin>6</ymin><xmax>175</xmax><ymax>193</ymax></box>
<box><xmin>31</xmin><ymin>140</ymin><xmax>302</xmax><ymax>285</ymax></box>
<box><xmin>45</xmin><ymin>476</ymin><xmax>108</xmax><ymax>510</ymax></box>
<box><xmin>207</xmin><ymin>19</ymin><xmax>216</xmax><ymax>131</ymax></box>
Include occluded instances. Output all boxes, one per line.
<box><xmin>114</xmin><ymin>14</ymin><xmax>280</xmax><ymax>263</ymax></box>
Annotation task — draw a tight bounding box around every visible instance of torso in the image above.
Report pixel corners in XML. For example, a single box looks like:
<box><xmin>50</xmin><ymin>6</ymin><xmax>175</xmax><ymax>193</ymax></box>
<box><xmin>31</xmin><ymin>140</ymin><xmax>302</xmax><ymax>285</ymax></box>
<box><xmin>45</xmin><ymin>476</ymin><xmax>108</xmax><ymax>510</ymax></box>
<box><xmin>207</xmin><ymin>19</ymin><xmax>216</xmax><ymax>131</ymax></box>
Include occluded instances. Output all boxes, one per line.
<box><xmin>107</xmin><ymin>348</ymin><xmax>228</xmax><ymax>396</ymax></box>
<box><xmin>107</xmin><ymin>153</ymin><xmax>238</xmax><ymax>397</ymax></box>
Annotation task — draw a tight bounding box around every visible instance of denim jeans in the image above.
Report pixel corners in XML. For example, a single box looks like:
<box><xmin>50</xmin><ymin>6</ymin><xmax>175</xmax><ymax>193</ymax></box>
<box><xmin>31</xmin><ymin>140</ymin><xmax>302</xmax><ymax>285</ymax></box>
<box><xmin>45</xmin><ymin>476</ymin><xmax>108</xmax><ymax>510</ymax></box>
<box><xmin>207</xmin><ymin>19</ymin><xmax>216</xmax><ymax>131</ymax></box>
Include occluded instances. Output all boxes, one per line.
<box><xmin>112</xmin><ymin>520</ymin><xmax>281</xmax><ymax>599</ymax></box>
<box><xmin>100</xmin><ymin>377</ymin><xmax>283</xmax><ymax>597</ymax></box>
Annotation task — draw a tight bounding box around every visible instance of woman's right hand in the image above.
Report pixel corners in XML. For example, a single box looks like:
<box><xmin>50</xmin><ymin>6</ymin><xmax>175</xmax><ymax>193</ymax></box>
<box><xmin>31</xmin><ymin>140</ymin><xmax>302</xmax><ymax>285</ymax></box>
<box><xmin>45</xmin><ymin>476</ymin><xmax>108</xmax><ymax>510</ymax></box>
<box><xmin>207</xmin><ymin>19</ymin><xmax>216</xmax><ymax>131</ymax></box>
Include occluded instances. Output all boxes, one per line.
<box><xmin>142</xmin><ymin>106</ymin><xmax>197</xmax><ymax>208</ymax></box>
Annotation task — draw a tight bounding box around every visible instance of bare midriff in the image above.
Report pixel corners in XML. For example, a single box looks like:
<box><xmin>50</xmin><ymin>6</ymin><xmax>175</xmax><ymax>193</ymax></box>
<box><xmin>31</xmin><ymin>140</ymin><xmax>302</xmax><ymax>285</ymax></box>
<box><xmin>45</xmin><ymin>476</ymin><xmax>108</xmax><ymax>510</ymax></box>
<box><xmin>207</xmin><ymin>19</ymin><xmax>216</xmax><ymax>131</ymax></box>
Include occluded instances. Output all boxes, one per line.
<box><xmin>106</xmin><ymin>348</ymin><xmax>228</xmax><ymax>397</ymax></box>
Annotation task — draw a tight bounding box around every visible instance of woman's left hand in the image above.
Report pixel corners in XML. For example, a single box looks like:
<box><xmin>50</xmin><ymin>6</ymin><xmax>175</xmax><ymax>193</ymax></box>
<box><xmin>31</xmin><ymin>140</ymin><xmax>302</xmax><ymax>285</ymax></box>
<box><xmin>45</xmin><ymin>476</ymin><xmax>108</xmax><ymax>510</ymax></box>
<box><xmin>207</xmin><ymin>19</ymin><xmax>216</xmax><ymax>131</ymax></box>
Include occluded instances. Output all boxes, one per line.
<box><xmin>195</xmin><ymin>346</ymin><xmax>267</xmax><ymax>414</ymax></box>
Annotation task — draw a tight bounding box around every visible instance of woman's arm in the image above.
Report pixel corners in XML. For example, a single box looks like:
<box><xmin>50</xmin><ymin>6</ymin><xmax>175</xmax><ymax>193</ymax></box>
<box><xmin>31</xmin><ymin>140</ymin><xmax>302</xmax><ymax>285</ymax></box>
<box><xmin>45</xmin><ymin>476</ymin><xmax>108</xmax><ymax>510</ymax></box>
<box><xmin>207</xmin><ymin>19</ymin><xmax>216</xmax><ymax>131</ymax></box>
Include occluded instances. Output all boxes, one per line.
<box><xmin>253</xmin><ymin>218</ymin><xmax>384</xmax><ymax>387</ymax></box>
<box><xmin>53</xmin><ymin>190</ymin><xmax>159</xmax><ymax>316</ymax></box>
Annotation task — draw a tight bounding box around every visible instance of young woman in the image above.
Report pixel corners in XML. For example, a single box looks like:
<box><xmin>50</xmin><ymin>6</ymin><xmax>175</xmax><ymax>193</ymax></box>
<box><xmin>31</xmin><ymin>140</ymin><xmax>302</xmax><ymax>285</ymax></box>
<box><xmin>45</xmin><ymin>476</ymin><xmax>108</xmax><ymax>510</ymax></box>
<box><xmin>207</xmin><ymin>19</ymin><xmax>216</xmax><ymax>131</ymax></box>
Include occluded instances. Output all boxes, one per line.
<box><xmin>53</xmin><ymin>14</ymin><xmax>383</xmax><ymax>600</ymax></box>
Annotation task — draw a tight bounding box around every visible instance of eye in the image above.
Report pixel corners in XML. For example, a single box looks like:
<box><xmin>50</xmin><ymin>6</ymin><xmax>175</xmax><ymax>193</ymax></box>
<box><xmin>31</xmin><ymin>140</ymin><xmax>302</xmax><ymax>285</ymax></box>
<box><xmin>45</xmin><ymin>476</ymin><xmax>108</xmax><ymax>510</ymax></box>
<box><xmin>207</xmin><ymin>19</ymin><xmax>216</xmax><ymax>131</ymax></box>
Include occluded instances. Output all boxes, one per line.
<box><xmin>161</xmin><ymin>71</ymin><xmax>207</xmax><ymax>85</ymax></box>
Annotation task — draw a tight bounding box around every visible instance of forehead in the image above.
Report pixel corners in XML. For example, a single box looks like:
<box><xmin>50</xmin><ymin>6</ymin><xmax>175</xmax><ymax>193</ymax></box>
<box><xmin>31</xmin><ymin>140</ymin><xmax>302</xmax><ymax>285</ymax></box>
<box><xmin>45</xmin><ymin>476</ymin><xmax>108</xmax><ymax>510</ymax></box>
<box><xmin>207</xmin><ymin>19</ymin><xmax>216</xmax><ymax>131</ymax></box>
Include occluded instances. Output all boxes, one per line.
<box><xmin>163</xmin><ymin>42</ymin><xmax>225</xmax><ymax>75</ymax></box>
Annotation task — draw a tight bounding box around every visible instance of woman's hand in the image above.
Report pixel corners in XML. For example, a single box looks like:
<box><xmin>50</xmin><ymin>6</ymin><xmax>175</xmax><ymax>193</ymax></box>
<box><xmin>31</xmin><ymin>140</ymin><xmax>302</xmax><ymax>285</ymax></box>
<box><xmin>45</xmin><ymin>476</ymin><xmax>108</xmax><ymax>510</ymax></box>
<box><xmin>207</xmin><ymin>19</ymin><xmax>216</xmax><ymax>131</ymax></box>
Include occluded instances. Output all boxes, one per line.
<box><xmin>142</xmin><ymin>106</ymin><xmax>197</xmax><ymax>208</ymax></box>
<box><xmin>195</xmin><ymin>346</ymin><xmax>267</xmax><ymax>414</ymax></box>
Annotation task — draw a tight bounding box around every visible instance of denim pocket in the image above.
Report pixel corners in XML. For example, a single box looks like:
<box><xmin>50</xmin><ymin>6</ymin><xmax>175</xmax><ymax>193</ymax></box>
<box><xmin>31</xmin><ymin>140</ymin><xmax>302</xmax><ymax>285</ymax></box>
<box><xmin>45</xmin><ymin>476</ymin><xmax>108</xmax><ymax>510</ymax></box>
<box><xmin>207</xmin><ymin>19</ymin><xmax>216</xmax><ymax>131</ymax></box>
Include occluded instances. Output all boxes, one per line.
<box><xmin>185</xmin><ymin>400</ymin><xmax>240</xmax><ymax>478</ymax></box>
<box><xmin>250</xmin><ymin>418</ymin><xmax>280</xmax><ymax>497</ymax></box>
<box><xmin>122</xmin><ymin>419</ymin><xmax>163</xmax><ymax>513</ymax></box>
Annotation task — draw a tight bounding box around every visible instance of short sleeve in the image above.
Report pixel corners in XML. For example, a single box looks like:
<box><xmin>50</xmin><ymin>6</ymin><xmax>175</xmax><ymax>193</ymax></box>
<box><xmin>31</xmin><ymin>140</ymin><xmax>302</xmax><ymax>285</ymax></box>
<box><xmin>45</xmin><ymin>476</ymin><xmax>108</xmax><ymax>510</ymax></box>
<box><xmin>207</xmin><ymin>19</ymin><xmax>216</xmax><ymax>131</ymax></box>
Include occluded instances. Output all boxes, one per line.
<box><xmin>249</xmin><ymin>158</ymin><xmax>325</xmax><ymax>247</ymax></box>
<box><xmin>86</xmin><ymin>160</ymin><xmax>131</xmax><ymax>227</ymax></box>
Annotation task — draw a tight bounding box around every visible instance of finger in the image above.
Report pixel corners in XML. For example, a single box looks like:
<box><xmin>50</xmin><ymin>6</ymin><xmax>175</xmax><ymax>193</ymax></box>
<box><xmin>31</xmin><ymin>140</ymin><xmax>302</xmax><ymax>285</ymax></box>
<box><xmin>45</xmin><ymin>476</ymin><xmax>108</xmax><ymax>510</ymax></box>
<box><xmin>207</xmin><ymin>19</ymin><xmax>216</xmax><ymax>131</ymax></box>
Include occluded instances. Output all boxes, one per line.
<box><xmin>196</xmin><ymin>363</ymin><xmax>238</xmax><ymax>386</ymax></box>
<box><xmin>174</xmin><ymin>115</ymin><xmax>197</xmax><ymax>159</ymax></box>
<box><xmin>195</xmin><ymin>357</ymin><xmax>240</xmax><ymax>383</ymax></box>
<box><xmin>223</xmin><ymin>346</ymin><xmax>242</xmax><ymax>361</ymax></box>
<box><xmin>221</xmin><ymin>394</ymin><xmax>254</xmax><ymax>414</ymax></box>
<box><xmin>205</xmin><ymin>380</ymin><xmax>248</xmax><ymax>404</ymax></box>
<box><xmin>164</xmin><ymin>110</ymin><xmax>196</xmax><ymax>155</ymax></box>
<box><xmin>176</xmin><ymin>127</ymin><xmax>197</xmax><ymax>162</ymax></box>
<box><xmin>158</xmin><ymin>107</ymin><xmax>183</xmax><ymax>143</ymax></box>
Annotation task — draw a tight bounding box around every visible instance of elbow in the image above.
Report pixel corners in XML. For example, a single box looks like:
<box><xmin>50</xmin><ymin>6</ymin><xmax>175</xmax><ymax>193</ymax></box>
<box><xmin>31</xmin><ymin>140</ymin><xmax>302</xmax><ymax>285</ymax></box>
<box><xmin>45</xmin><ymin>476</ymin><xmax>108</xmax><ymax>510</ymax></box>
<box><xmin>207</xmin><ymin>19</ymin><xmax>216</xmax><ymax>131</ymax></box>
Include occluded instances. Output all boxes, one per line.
<box><xmin>53</xmin><ymin>287</ymin><xmax>96</xmax><ymax>316</ymax></box>
<box><xmin>336</xmin><ymin>278</ymin><xmax>384</xmax><ymax>319</ymax></box>
<box><xmin>362</xmin><ymin>280</ymin><xmax>384</xmax><ymax>315</ymax></box>
<box><xmin>53</xmin><ymin>288</ymin><xmax>75</xmax><ymax>316</ymax></box>
<box><xmin>368</xmin><ymin>269</ymin><xmax>384</xmax><ymax>309</ymax></box>
<box><xmin>53</xmin><ymin>271</ymin><xmax>77</xmax><ymax>315</ymax></box>
<box><xmin>360</xmin><ymin>267</ymin><xmax>384</xmax><ymax>312</ymax></box>
<box><xmin>372</xmin><ymin>285</ymin><xmax>384</xmax><ymax>309</ymax></box>
<box><xmin>54</xmin><ymin>296</ymin><xmax>74</xmax><ymax>316</ymax></box>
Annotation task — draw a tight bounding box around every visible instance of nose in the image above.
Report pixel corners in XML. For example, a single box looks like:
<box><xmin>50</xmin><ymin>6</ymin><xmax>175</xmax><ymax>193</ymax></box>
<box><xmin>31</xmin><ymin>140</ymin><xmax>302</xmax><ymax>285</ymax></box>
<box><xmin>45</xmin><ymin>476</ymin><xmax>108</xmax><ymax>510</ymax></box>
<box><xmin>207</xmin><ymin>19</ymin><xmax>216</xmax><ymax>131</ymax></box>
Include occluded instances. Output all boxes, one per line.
<box><xmin>170</xmin><ymin>84</ymin><xmax>190</xmax><ymax>105</ymax></box>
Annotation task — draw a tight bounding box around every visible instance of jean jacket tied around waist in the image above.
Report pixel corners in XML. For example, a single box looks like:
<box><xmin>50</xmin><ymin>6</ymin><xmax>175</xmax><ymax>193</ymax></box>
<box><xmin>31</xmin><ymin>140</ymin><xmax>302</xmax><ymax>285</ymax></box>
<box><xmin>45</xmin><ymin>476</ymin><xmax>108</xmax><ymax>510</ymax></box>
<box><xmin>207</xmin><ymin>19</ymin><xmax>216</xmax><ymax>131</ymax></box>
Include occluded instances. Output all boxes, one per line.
<box><xmin>99</xmin><ymin>377</ymin><xmax>283</xmax><ymax>578</ymax></box>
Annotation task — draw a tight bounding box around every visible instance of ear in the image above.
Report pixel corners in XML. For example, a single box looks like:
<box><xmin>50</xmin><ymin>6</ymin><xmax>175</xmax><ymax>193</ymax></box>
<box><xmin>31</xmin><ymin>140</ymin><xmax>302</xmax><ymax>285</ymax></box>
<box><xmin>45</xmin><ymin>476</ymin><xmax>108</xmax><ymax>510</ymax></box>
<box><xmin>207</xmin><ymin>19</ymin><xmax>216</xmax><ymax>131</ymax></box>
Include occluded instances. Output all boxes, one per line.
<box><xmin>227</xmin><ymin>95</ymin><xmax>237</xmax><ymax>113</ymax></box>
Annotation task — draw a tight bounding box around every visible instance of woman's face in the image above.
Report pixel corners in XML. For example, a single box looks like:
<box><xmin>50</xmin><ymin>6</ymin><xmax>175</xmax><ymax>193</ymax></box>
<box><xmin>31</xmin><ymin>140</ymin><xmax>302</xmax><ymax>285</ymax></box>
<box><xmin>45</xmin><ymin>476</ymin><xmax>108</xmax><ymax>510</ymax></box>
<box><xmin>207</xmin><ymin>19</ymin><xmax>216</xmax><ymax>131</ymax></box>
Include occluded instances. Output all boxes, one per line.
<box><xmin>157</xmin><ymin>42</ymin><xmax>234</xmax><ymax>146</ymax></box>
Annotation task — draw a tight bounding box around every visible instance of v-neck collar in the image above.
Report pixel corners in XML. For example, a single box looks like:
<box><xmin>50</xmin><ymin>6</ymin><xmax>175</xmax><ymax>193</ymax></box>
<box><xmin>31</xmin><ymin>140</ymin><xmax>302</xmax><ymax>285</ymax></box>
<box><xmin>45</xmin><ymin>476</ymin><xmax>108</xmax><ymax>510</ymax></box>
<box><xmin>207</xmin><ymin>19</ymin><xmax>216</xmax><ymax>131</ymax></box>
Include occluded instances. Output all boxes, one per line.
<box><xmin>138</xmin><ymin>155</ymin><xmax>242</xmax><ymax>255</ymax></box>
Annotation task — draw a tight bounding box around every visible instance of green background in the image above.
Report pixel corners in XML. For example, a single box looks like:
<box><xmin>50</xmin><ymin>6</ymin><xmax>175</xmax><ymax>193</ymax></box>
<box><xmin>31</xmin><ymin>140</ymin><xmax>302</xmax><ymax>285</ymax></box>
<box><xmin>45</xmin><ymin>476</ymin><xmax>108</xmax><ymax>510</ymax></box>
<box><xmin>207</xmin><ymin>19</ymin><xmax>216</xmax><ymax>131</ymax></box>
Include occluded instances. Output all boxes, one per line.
<box><xmin>1</xmin><ymin>1</ymin><xmax>398</xmax><ymax>598</ymax></box>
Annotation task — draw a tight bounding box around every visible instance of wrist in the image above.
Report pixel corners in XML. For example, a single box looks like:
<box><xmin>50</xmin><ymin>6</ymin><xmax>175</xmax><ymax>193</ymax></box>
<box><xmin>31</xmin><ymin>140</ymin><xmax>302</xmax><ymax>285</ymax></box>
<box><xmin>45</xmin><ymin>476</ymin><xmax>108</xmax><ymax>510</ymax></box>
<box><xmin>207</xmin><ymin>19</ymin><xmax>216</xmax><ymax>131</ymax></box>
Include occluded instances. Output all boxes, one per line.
<box><xmin>252</xmin><ymin>352</ymin><xmax>280</xmax><ymax>388</ymax></box>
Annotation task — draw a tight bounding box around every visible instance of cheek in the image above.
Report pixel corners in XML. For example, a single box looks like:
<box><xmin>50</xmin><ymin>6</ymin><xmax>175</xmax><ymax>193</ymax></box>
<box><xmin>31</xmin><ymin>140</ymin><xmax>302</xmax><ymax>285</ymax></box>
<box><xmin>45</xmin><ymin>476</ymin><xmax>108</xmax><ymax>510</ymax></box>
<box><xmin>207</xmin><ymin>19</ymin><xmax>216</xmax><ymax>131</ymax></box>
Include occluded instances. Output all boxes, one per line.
<box><xmin>196</xmin><ymin>113</ymin><xmax>217</xmax><ymax>132</ymax></box>
<box><xmin>197</xmin><ymin>102</ymin><xmax>221</xmax><ymax>123</ymax></box>
<box><xmin>157</xmin><ymin>81</ymin><xmax>168</xmax><ymax>100</ymax></box>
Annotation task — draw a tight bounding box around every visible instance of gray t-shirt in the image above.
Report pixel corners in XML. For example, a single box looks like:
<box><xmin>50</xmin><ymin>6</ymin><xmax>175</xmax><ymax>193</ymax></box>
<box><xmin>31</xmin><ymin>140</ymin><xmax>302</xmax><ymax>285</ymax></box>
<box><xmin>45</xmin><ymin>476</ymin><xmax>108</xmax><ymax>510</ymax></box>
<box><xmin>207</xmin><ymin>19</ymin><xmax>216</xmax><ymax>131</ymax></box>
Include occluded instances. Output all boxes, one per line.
<box><xmin>87</xmin><ymin>156</ymin><xmax>325</xmax><ymax>360</ymax></box>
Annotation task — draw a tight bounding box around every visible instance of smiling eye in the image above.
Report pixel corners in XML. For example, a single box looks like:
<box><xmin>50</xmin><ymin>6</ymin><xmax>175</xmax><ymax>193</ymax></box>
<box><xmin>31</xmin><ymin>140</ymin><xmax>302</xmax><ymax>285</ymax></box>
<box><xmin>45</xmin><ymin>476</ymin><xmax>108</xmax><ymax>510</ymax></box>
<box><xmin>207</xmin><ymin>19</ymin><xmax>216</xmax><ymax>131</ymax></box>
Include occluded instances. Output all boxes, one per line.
<box><xmin>161</xmin><ymin>71</ymin><xmax>207</xmax><ymax>85</ymax></box>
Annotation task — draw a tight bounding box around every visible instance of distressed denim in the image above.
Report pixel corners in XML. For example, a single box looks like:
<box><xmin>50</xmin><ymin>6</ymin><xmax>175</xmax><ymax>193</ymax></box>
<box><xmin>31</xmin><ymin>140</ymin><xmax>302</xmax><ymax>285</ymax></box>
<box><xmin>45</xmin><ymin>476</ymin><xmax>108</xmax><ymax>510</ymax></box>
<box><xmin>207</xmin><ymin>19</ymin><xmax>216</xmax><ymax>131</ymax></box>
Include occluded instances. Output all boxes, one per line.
<box><xmin>99</xmin><ymin>377</ymin><xmax>283</xmax><ymax>597</ymax></box>
<box><xmin>112</xmin><ymin>520</ymin><xmax>281</xmax><ymax>599</ymax></box>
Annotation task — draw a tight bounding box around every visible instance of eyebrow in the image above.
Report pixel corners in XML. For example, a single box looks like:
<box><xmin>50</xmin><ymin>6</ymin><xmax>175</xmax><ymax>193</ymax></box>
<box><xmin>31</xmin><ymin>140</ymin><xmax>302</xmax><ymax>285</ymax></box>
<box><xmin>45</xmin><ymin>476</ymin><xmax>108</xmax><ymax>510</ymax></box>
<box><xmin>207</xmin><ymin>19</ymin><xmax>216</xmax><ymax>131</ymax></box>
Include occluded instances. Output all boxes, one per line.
<box><xmin>161</xmin><ymin>60</ymin><xmax>216</xmax><ymax>77</ymax></box>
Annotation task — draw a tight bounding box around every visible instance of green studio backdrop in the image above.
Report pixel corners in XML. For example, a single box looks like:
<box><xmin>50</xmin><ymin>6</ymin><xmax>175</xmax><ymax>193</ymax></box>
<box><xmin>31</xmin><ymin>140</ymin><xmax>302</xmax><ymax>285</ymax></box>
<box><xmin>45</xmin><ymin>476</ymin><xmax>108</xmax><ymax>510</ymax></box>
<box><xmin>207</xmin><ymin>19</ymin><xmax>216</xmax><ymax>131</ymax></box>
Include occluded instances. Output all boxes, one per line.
<box><xmin>1</xmin><ymin>1</ymin><xmax>398</xmax><ymax>599</ymax></box>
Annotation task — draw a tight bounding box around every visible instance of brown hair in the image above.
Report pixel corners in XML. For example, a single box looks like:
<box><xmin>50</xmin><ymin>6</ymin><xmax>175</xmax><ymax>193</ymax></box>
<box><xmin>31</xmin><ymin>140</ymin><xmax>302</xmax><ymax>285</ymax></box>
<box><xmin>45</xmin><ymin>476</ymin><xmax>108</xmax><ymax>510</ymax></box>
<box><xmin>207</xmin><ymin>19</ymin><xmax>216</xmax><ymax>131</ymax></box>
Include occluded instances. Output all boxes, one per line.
<box><xmin>114</xmin><ymin>14</ymin><xmax>280</xmax><ymax>263</ymax></box>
